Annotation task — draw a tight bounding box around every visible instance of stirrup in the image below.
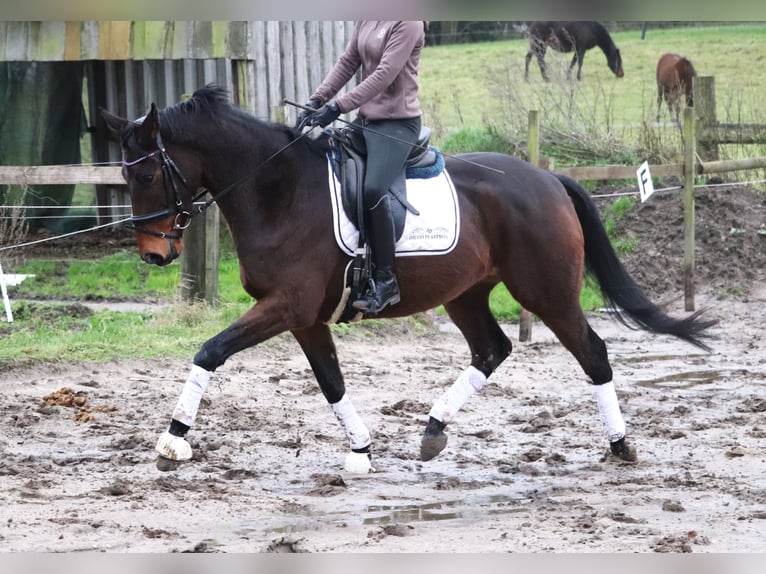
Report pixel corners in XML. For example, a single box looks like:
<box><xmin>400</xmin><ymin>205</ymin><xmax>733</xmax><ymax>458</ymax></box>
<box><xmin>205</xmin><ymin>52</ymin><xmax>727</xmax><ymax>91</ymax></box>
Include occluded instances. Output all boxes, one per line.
<box><xmin>352</xmin><ymin>278</ymin><xmax>400</xmax><ymax>314</ymax></box>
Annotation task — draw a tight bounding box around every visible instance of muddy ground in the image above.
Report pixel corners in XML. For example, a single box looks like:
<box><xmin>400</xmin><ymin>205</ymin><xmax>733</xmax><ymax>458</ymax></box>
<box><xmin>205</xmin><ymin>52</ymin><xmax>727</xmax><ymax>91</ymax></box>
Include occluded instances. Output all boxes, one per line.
<box><xmin>1</xmin><ymin>184</ymin><xmax>764</xmax><ymax>552</ymax></box>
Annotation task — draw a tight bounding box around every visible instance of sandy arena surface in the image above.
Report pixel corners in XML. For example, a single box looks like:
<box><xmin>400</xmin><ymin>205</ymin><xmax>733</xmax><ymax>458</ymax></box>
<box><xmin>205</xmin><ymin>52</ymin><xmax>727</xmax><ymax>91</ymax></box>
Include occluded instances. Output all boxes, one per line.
<box><xmin>1</xmin><ymin>290</ymin><xmax>764</xmax><ymax>552</ymax></box>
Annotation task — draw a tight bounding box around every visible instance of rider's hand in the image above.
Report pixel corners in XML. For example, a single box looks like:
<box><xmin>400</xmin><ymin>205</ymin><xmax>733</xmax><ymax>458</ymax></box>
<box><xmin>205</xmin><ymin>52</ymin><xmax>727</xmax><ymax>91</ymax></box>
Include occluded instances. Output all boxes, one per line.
<box><xmin>303</xmin><ymin>101</ymin><xmax>341</xmax><ymax>129</ymax></box>
<box><xmin>295</xmin><ymin>98</ymin><xmax>321</xmax><ymax>129</ymax></box>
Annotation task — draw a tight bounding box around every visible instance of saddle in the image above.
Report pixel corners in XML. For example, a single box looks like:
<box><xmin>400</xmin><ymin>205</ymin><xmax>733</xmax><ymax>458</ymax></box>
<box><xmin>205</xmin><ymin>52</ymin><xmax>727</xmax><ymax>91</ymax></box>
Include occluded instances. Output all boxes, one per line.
<box><xmin>327</xmin><ymin>125</ymin><xmax>442</xmax><ymax>242</ymax></box>
<box><xmin>326</xmin><ymin>125</ymin><xmax>445</xmax><ymax>324</ymax></box>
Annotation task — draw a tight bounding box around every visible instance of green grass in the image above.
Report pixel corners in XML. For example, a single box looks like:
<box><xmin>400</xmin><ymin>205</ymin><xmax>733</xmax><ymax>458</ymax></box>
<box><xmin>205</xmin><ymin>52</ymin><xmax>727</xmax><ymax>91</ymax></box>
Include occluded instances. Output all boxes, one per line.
<box><xmin>421</xmin><ymin>23</ymin><xmax>766</xmax><ymax>133</ymax></box>
<box><xmin>0</xmin><ymin>300</ymin><xmax>252</xmax><ymax>369</ymax></box>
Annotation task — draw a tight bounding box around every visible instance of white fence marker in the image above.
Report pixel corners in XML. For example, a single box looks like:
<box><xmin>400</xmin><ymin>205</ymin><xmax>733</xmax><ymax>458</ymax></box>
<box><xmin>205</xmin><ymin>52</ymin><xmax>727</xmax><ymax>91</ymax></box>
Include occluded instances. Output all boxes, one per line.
<box><xmin>637</xmin><ymin>160</ymin><xmax>655</xmax><ymax>203</ymax></box>
<box><xmin>0</xmin><ymin>262</ymin><xmax>13</xmax><ymax>323</ymax></box>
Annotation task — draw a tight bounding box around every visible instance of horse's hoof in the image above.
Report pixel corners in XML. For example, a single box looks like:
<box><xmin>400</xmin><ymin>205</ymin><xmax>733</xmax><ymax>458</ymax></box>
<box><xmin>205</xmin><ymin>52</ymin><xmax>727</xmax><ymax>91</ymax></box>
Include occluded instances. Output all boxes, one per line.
<box><xmin>155</xmin><ymin>431</ymin><xmax>193</xmax><ymax>461</ymax></box>
<box><xmin>608</xmin><ymin>437</ymin><xmax>637</xmax><ymax>463</ymax></box>
<box><xmin>420</xmin><ymin>432</ymin><xmax>448</xmax><ymax>461</ymax></box>
<box><xmin>344</xmin><ymin>451</ymin><xmax>375</xmax><ymax>473</ymax></box>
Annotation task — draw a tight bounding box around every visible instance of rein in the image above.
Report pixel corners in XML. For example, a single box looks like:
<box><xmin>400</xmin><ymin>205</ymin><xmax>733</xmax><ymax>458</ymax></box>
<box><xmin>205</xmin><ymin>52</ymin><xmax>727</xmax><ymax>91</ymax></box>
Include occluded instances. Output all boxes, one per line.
<box><xmin>125</xmin><ymin>126</ymin><xmax>313</xmax><ymax>240</ymax></box>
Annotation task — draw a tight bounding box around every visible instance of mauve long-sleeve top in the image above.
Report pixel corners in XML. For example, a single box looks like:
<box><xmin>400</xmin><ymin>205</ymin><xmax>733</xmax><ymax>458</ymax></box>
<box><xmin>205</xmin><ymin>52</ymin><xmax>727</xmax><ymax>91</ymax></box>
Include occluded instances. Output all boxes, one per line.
<box><xmin>310</xmin><ymin>21</ymin><xmax>425</xmax><ymax>121</ymax></box>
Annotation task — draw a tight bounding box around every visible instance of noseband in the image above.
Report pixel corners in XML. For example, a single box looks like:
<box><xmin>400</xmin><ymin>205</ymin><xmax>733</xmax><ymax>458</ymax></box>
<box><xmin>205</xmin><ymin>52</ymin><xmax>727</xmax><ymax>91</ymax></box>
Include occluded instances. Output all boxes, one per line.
<box><xmin>123</xmin><ymin>131</ymin><xmax>201</xmax><ymax>242</ymax></box>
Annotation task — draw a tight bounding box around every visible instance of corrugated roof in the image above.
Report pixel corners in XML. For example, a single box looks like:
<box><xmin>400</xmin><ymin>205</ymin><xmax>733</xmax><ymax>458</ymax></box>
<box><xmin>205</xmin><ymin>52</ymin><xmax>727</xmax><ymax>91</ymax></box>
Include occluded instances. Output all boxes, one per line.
<box><xmin>0</xmin><ymin>21</ymin><xmax>253</xmax><ymax>61</ymax></box>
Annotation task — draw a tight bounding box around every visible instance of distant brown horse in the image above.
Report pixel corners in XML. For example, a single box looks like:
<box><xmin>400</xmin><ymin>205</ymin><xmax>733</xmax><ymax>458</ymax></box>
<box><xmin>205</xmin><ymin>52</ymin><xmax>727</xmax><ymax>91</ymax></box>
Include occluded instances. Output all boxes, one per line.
<box><xmin>656</xmin><ymin>53</ymin><xmax>697</xmax><ymax>122</ymax></box>
<box><xmin>525</xmin><ymin>21</ymin><xmax>624</xmax><ymax>81</ymax></box>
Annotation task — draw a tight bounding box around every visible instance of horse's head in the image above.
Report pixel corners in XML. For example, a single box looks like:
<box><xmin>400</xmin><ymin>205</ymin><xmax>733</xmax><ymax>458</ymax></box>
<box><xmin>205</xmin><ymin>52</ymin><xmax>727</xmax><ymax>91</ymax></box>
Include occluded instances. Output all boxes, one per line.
<box><xmin>609</xmin><ymin>48</ymin><xmax>624</xmax><ymax>78</ymax></box>
<box><xmin>100</xmin><ymin>104</ymin><xmax>202</xmax><ymax>266</ymax></box>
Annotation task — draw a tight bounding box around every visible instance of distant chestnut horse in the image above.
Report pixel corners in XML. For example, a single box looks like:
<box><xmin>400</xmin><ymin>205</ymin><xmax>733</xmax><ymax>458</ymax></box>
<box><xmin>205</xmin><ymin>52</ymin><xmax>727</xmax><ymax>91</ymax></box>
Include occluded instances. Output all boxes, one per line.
<box><xmin>525</xmin><ymin>21</ymin><xmax>624</xmax><ymax>81</ymax></box>
<box><xmin>656</xmin><ymin>53</ymin><xmax>697</xmax><ymax>122</ymax></box>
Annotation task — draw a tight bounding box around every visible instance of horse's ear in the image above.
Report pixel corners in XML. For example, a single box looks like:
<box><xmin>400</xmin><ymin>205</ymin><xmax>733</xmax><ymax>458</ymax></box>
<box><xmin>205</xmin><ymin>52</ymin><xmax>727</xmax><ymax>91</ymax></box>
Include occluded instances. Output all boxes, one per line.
<box><xmin>99</xmin><ymin>107</ymin><xmax>128</xmax><ymax>142</ymax></box>
<box><xmin>135</xmin><ymin>103</ymin><xmax>161</xmax><ymax>148</ymax></box>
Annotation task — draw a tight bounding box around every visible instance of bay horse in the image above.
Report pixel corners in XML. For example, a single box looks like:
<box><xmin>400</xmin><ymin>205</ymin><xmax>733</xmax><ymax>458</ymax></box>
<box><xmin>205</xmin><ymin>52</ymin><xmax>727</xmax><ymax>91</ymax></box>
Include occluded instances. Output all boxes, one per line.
<box><xmin>525</xmin><ymin>21</ymin><xmax>624</xmax><ymax>81</ymax></box>
<box><xmin>100</xmin><ymin>85</ymin><xmax>714</xmax><ymax>473</ymax></box>
<box><xmin>656</xmin><ymin>53</ymin><xmax>697</xmax><ymax>122</ymax></box>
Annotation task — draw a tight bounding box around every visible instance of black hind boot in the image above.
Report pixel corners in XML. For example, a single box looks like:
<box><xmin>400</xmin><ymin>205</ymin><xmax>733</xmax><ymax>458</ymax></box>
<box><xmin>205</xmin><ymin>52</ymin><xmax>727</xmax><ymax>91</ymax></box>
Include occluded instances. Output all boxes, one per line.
<box><xmin>352</xmin><ymin>195</ymin><xmax>400</xmax><ymax>315</ymax></box>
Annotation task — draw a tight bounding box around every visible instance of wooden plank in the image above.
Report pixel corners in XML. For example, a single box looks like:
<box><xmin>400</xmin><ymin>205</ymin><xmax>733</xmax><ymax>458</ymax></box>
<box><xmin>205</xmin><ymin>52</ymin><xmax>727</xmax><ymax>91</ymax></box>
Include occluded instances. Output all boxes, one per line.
<box><xmin>0</xmin><ymin>22</ymin><xmax>7</xmax><ymax>61</ymax></box>
<box><xmin>227</xmin><ymin>21</ymin><xmax>250</xmax><ymax>59</ymax></box>
<box><xmin>171</xmin><ymin>21</ymin><xmax>188</xmax><ymax>59</ymax></box>
<box><xmin>99</xmin><ymin>21</ymin><xmax>132</xmax><ymax>60</ymax></box>
<box><xmin>699</xmin><ymin>156</ymin><xmax>766</xmax><ymax>174</ymax></box>
<box><xmin>693</xmin><ymin>75</ymin><xmax>718</xmax><ymax>160</ymax></box>
<box><xmin>132</xmin><ymin>21</ymin><xmax>171</xmax><ymax>60</ymax></box>
<box><xmin>519</xmin><ymin>109</ymin><xmax>541</xmax><ymax>343</ymax></box>
<box><xmin>306</xmin><ymin>21</ymin><xmax>322</xmax><ymax>90</ymax></box>
<box><xmin>5</xmin><ymin>22</ymin><xmax>28</xmax><ymax>61</ymax></box>
<box><xmin>80</xmin><ymin>21</ymin><xmax>99</xmax><ymax>59</ymax></box>
<box><xmin>31</xmin><ymin>21</ymin><xmax>66</xmax><ymax>60</ymax></box>
<box><xmin>292</xmin><ymin>21</ymin><xmax>310</xmax><ymax>105</ymax></box>
<box><xmin>252</xmin><ymin>21</ymin><xmax>268</xmax><ymax>119</ymax></box>
<box><xmin>554</xmin><ymin>163</ymin><xmax>684</xmax><ymax>180</ymax></box>
<box><xmin>64</xmin><ymin>22</ymin><xmax>81</xmax><ymax>61</ymax></box>
<box><xmin>700</xmin><ymin>124</ymin><xmax>766</xmax><ymax>145</ymax></box>
<box><xmin>266</xmin><ymin>21</ymin><xmax>282</xmax><ymax>115</ymax></box>
<box><xmin>191</xmin><ymin>21</ymin><xmax>213</xmax><ymax>59</ymax></box>
<box><xmin>0</xmin><ymin>166</ymin><xmax>124</xmax><ymax>185</ymax></box>
<box><xmin>682</xmin><ymin>106</ymin><xmax>696</xmax><ymax>312</ymax></box>
<box><xmin>212</xmin><ymin>21</ymin><xmax>228</xmax><ymax>58</ymax></box>
<box><xmin>280</xmin><ymin>21</ymin><xmax>295</xmax><ymax>104</ymax></box>
<box><xmin>321</xmin><ymin>21</ymin><xmax>333</xmax><ymax>73</ymax></box>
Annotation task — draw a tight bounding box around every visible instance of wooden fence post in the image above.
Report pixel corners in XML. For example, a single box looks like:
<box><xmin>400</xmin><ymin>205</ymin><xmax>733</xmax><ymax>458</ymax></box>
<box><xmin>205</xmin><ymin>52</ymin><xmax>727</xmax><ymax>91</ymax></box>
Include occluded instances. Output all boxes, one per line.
<box><xmin>694</xmin><ymin>75</ymin><xmax>718</xmax><ymax>161</ymax></box>
<box><xmin>519</xmin><ymin>109</ymin><xmax>540</xmax><ymax>342</ymax></box>
<box><xmin>180</xmin><ymin>205</ymin><xmax>220</xmax><ymax>303</ymax></box>
<box><xmin>682</xmin><ymin>106</ymin><xmax>696</xmax><ymax>312</ymax></box>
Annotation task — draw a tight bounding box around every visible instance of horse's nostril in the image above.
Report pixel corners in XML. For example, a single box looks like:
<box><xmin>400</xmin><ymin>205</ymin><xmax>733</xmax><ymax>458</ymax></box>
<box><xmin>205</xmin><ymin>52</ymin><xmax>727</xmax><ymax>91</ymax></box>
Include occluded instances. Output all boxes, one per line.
<box><xmin>143</xmin><ymin>253</ymin><xmax>167</xmax><ymax>266</ymax></box>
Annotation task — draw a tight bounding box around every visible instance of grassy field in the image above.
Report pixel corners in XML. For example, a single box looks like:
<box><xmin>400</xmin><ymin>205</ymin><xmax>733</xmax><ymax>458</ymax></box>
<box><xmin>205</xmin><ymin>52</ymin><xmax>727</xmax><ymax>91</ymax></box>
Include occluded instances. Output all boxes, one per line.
<box><xmin>420</xmin><ymin>23</ymin><xmax>766</xmax><ymax>133</ymax></box>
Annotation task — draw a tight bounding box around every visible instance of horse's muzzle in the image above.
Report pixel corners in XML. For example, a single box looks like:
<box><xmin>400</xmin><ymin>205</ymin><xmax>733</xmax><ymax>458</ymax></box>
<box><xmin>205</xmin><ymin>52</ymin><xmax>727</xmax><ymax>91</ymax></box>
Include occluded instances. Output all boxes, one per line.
<box><xmin>143</xmin><ymin>251</ymin><xmax>176</xmax><ymax>266</ymax></box>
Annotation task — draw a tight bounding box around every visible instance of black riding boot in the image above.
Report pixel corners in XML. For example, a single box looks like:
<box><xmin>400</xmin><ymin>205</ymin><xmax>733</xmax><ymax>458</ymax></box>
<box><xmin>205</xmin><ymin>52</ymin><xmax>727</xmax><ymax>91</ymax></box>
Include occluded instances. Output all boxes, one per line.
<box><xmin>352</xmin><ymin>195</ymin><xmax>400</xmax><ymax>315</ymax></box>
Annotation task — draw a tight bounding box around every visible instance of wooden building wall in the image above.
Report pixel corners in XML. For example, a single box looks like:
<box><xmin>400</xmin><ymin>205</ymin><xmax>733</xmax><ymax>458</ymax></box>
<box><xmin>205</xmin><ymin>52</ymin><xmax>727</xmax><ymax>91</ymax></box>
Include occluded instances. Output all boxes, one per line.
<box><xmin>1</xmin><ymin>21</ymin><xmax>355</xmax><ymax>221</ymax></box>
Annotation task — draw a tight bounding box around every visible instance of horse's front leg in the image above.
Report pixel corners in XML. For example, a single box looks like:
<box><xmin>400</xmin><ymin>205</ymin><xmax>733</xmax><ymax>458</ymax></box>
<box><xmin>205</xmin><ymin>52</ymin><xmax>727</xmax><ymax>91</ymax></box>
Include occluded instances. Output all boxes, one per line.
<box><xmin>291</xmin><ymin>323</ymin><xmax>374</xmax><ymax>474</ymax></box>
<box><xmin>155</xmin><ymin>298</ymin><xmax>293</xmax><ymax>462</ymax></box>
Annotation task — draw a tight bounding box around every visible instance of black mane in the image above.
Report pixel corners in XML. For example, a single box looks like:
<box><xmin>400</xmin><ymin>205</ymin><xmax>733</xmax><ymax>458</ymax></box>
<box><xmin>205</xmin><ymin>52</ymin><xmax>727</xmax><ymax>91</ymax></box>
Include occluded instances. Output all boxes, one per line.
<box><xmin>158</xmin><ymin>83</ymin><xmax>330</xmax><ymax>155</ymax></box>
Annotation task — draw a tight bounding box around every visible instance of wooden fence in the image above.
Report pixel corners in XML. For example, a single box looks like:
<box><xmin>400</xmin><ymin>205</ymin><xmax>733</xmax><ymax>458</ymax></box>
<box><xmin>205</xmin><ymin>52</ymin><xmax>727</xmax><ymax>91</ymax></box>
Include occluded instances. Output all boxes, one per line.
<box><xmin>2</xmin><ymin>76</ymin><xmax>766</xmax><ymax>315</ymax></box>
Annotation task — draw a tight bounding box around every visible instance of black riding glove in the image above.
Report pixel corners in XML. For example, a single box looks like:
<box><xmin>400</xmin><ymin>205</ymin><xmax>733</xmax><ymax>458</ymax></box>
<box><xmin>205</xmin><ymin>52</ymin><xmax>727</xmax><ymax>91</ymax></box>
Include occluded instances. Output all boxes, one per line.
<box><xmin>295</xmin><ymin>98</ymin><xmax>321</xmax><ymax>129</ymax></box>
<box><xmin>303</xmin><ymin>101</ymin><xmax>341</xmax><ymax>128</ymax></box>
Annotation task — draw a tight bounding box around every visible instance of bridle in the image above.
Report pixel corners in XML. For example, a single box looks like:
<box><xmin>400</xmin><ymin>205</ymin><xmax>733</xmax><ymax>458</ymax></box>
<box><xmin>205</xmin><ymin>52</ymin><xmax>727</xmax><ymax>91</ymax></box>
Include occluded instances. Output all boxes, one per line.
<box><xmin>123</xmin><ymin>117</ymin><xmax>317</xmax><ymax>253</ymax></box>
<box><xmin>122</xmin><ymin>131</ymin><xmax>205</xmax><ymax>241</ymax></box>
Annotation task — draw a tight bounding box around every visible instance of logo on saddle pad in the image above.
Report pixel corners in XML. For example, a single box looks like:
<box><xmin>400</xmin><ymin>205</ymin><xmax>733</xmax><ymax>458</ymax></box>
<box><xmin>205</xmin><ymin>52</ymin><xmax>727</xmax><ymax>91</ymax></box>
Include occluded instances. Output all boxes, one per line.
<box><xmin>327</xmin><ymin>162</ymin><xmax>460</xmax><ymax>257</ymax></box>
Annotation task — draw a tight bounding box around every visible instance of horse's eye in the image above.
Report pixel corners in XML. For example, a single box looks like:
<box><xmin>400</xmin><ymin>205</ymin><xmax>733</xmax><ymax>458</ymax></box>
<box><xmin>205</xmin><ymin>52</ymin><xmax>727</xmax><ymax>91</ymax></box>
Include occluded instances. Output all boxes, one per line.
<box><xmin>136</xmin><ymin>173</ymin><xmax>155</xmax><ymax>185</ymax></box>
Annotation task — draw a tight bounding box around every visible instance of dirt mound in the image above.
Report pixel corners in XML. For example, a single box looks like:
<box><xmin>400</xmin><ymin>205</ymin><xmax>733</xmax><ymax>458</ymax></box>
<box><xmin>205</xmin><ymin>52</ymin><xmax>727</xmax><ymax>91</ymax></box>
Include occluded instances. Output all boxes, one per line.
<box><xmin>599</xmin><ymin>184</ymin><xmax>766</xmax><ymax>300</ymax></box>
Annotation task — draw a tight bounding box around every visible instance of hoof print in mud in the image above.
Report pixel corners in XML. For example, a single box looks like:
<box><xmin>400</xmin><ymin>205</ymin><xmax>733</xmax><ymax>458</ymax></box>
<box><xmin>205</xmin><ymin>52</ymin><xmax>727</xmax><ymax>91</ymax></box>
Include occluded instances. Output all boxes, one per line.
<box><xmin>156</xmin><ymin>456</ymin><xmax>185</xmax><ymax>472</ymax></box>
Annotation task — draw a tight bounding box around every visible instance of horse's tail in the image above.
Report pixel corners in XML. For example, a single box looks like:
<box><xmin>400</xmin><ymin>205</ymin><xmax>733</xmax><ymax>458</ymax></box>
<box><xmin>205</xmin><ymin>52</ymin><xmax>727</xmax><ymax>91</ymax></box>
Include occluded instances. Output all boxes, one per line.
<box><xmin>556</xmin><ymin>173</ymin><xmax>717</xmax><ymax>351</ymax></box>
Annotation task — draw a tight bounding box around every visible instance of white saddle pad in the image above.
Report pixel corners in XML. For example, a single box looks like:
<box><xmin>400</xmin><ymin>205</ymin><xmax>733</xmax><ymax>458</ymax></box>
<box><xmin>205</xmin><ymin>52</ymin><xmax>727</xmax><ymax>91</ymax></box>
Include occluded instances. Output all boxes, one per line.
<box><xmin>327</xmin><ymin>161</ymin><xmax>460</xmax><ymax>257</ymax></box>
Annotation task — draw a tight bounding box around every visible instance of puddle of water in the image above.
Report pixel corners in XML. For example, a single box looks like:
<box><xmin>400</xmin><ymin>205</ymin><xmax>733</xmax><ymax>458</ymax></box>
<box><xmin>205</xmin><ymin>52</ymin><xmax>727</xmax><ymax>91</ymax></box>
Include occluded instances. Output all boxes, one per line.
<box><xmin>636</xmin><ymin>368</ymin><xmax>751</xmax><ymax>389</ymax></box>
<box><xmin>254</xmin><ymin>493</ymin><xmax>528</xmax><ymax>535</ymax></box>
<box><xmin>617</xmin><ymin>353</ymin><xmax>706</xmax><ymax>365</ymax></box>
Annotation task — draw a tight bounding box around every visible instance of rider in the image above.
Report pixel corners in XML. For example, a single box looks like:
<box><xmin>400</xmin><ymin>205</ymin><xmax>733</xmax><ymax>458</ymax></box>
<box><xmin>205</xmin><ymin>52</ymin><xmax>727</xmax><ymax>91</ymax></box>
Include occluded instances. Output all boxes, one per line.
<box><xmin>297</xmin><ymin>21</ymin><xmax>426</xmax><ymax>315</ymax></box>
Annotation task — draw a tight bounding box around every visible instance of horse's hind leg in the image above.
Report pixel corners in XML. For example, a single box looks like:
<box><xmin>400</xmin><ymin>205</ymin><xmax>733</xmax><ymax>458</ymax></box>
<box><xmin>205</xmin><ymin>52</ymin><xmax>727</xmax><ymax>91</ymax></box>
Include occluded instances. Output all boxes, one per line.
<box><xmin>535</xmin><ymin>306</ymin><xmax>636</xmax><ymax>462</ymax></box>
<box><xmin>421</xmin><ymin>283</ymin><xmax>512</xmax><ymax>461</ymax></box>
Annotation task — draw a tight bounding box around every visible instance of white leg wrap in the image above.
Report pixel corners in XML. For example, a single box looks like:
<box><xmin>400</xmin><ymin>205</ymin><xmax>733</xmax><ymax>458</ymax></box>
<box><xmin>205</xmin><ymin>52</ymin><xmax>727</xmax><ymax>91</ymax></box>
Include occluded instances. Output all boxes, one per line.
<box><xmin>428</xmin><ymin>365</ymin><xmax>487</xmax><ymax>424</ymax></box>
<box><xmin>171</xmin><ymin>365</ymin><xmax>212</xmax><ymax>427</ymax></box>
<box><xmin>331</xmin><ymin>395</ymin><xmax>371</xmax><ymax>451</ymax></box>
<box><xmin>594</xmin><ymin>382</ymin><xmax>626</xmax><ymax>442</ymax></box>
